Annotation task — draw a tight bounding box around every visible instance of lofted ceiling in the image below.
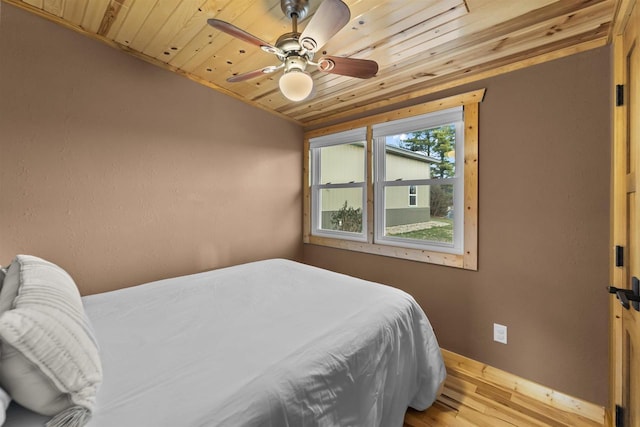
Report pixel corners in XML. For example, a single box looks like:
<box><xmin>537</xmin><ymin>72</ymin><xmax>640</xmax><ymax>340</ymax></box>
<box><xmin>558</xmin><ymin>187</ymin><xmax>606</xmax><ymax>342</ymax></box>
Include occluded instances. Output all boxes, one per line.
<box><xmin>3</xmin><ymin>0</ymin><xmax>616</xmax><ymax>127</ymax></box>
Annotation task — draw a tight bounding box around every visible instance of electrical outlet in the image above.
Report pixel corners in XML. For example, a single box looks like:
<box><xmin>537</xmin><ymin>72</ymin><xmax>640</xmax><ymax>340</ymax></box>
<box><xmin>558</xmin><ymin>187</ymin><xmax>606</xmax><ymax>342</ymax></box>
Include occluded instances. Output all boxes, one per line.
<box><xmin>493</xmin><ymin>323</ymin><xmax>507</xmax><ymax>344</ymax></box>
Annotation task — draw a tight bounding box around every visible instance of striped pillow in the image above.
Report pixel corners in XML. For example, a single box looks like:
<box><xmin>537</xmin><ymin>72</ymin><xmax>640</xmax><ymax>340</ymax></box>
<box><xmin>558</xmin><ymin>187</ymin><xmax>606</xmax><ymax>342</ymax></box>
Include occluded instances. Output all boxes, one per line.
<box><xmin>0</xmin><ymin>255</ymin><xmax>102</xmax><ymax>427</ymax></box>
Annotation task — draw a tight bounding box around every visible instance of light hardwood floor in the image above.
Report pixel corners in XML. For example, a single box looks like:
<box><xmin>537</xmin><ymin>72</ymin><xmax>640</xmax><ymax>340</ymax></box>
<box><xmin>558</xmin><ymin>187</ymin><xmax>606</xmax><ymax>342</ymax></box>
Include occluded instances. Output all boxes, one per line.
<box><xmin>404</xmin><ymin>351</ymin><xmax>604</xmax><ymax>427</ymax></box>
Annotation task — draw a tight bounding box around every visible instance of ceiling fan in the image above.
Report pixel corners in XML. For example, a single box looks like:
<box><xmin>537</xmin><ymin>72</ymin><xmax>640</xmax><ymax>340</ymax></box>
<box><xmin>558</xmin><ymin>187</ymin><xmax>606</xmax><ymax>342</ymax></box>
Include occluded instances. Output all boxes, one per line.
<box><xmin>207</xmin><ymin>0</ymin><xmax>379</xmax><ymax>102</ymax></box>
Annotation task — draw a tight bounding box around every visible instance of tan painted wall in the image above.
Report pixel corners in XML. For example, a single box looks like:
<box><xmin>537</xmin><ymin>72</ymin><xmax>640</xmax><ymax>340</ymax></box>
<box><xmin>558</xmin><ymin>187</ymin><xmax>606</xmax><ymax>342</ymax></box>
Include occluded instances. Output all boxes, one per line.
<box><xmin>0</xmin><ymin>5</ymin><xmax>303</xmax><ymax>295</ymax></box>
<box><xmin>305</xmin><ymin>47</ymin><xmax>611</xmax><ymax>406</ymax></box>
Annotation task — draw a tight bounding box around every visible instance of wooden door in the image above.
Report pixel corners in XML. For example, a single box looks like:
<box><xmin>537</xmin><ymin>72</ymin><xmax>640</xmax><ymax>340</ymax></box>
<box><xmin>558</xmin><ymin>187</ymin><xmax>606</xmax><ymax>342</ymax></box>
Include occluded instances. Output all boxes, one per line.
<box><xmin>612</xmin><ymin>1</ymin><xmax>640</xmax><ymax>426</ymax></box>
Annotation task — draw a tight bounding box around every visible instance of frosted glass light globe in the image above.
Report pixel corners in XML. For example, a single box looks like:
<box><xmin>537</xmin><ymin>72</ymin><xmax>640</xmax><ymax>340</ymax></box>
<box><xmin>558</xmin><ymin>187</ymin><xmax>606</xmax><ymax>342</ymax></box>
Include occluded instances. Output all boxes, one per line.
<box><xmin>279</xmin><ymin>70</ymin><xmax>313</xmax><ymax>102</ymax></box>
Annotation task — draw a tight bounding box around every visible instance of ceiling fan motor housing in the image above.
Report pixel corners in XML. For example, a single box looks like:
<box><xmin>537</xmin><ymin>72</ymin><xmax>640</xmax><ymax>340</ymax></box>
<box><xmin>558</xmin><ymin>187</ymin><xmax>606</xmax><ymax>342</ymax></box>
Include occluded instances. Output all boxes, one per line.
<box><xmin>284</xmin><ymin>55</ymin><xmax>309</xmax><ymax>72</ymax></box>
<box><xmin>281</xmin><ymin>0</ymin><xmax>309</xmax><ymax>21</ymax></box>
<box><xmin>275</xmin><ymin>32</ymin><xmax>315</xmax><ymax>64</ymax></box>
<box><xmin>276</xmin><ymin>32</ymin><xmax>302</xmax><ymax>53</ymax></box>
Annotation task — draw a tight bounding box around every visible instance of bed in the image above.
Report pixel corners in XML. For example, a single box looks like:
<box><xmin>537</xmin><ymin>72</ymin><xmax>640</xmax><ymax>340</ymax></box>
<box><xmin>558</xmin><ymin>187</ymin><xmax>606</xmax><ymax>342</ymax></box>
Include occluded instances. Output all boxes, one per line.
<box><xmin>1</xmin><ymin>257</ymin><xmax>445</xmax><ymax>427</ymax></box>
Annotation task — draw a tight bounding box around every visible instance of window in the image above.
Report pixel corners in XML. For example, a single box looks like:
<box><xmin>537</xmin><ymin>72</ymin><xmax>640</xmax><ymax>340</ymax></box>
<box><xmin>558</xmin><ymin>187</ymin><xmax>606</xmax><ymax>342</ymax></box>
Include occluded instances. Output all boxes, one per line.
<box><xmin>309</xmin><ymin>128</ymin><xmax>367</xmax><ymax>241</ymax></box>
<box><xmin>409</xmin><ymin>185</ymin><xmax>417</xmax><ymax>206</ymax></box>
<box><xmin>374</xmin><ymin>107</ymin><xmax>463</xmax><ymax>255</ymax></box>
<box><xmin>303</xmin><ymin>89</ymin><xmax>483</xmax><ymax>270</ymax></box>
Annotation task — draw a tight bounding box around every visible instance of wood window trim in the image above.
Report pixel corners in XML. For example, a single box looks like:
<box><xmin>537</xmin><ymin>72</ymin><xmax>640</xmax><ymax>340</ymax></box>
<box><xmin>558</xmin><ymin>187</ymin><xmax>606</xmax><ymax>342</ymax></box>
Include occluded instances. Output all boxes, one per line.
<box><xmin>303</xmin><ymin>89</ymin><xmax>484</xmax><ymax>270</ymax></box>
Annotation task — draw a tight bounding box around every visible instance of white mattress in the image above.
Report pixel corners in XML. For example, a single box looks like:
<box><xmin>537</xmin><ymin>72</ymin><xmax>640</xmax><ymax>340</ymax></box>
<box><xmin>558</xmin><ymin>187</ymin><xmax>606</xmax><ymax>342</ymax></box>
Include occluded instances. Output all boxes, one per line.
<box><xmin>5</xmin><ymin>259</ymin><xmax>445</xmax><ymax>427</ymax></box>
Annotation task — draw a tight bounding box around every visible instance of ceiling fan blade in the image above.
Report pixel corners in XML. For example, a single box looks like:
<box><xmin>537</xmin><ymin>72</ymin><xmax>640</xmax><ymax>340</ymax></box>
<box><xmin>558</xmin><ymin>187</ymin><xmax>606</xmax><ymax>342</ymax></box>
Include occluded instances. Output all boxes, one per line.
<box><xmin>317</xmin><ymin>56</ymin><xmax>378</xmax><ymax>79</ymax></box>
<box><xmin>299</xmin><ymin>0</ymin><xmax>350</xmax><ymax>52</ymax></box>
<box><xmin>227</xmin><ymin>65</ymin><xmax>283</xmax><ymax>83</ymax></box>
<box><xmin>207</xmin><ymin>19</ymin><xmax>281</xmax><ymax>53</ymax></box>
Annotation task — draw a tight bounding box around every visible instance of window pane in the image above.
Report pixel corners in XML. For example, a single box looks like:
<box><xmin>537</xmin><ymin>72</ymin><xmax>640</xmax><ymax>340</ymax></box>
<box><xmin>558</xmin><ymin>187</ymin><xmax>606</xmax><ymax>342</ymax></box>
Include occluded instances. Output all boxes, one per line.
<box><xmin>384</xmin><ymin>124</ymin><xmax>456</xmax><ymax>181</ymax></box>
<box><xmin>408</xmin><ymin>185</ymin><xmax>417</xmax><ymax>206</ymax></box>
<box><xmin>319</xmin><ymin>143</ymin><xmax>365</xmax><ymax>184</ymax></box>
<box><xmin>384</xmin><ymin>184</ymin><xmax>454</xmax><ymax>244</ymax></box>
<box><xmin>319</xmin><ymin>188</ymin><xmax>363</xmax><ymax>233</ymax></box>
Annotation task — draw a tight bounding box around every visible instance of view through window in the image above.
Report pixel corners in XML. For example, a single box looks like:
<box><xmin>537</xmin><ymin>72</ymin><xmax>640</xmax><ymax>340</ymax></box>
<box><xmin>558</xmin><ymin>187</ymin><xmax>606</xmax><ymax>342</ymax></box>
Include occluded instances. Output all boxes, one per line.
<box><xmin>304</xmin><ymin>89</ymin><xmax>482</xmax><ymax>270</ymax></box>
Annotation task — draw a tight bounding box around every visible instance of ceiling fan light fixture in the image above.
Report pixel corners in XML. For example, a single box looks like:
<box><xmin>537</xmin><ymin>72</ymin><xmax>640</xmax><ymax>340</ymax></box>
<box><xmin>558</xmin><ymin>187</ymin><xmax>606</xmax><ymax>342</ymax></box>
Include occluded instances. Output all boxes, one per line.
<box><xmin>279</xmin><ymin>69</ymin><xmax>314</xmax><ymax>101</ymax></box>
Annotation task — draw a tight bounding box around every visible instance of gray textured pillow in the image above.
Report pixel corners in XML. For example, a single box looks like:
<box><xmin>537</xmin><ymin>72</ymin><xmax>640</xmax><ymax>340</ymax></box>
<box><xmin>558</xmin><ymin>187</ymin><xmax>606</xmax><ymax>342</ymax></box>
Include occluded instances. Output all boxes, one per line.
<box><xmin>0</xmin><ymin>255</ymin><xmax>102</xmax><ymax>427</ymax></box>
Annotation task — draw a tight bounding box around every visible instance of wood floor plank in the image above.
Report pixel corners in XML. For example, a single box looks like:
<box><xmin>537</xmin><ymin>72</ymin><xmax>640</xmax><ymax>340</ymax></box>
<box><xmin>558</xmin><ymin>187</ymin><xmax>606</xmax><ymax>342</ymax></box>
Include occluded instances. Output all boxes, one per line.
<box><xmin>456</xmin><ymin>405</ymin><xmax>519</xmax><ymax>427</ymax></box>
<box><xmin>404</xmin><ymin>351</ymin><xmax>605</xmax><ymax>427</ymax></box>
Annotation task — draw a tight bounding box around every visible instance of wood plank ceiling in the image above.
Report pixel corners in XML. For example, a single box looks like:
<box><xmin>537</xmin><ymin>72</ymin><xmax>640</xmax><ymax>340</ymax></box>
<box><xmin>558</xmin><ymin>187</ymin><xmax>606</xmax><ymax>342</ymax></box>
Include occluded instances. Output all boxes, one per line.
<box><xmin>3</xmin><ymin>0</ymin><xmax>616</xmax><ymax>127</ymax></box>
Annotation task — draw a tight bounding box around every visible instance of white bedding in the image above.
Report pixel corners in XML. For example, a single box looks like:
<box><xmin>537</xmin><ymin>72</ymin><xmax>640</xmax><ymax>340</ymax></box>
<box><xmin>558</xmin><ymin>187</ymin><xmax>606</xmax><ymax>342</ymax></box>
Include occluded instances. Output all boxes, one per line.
<box><xmin>4</xmin><ymin>259</ymin><xmax>445</xmax><ymax>427</ymax></box>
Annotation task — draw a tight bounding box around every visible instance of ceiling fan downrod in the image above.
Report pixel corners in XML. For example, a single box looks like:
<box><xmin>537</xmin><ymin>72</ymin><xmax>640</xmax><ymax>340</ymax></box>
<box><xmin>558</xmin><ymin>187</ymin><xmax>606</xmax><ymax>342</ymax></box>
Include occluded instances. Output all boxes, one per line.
<box><xmin>281</xmin><ymin>0</ymin><xmax>309</xmax><ymax>22</ymax></box>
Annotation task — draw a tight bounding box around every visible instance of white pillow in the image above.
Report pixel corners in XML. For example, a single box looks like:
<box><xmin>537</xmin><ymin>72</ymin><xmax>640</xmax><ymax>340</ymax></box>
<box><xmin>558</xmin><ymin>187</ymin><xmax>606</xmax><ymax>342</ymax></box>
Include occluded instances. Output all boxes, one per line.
<box><xmin>0</xmin><ymin>267</ymin><xmax>8</xmax><ymax>425</ymax></box>
<box><xmin>0</xmin><ymin>267</ymin><xmax>13</xmax><ymax>426</ymax></box>
<box><xmin>0</xmin><ymin>266</ymin><xmax>6</xmax><ymax>291</ymax></box>
<box><xmin>0</xmin><ymin>255</ymin><xmax>102</xmax><ymax>427</ymax></box>
<box><xmin>0</xmin><ymin>385</ymin><xmax>10</xmax><ymax>425</ymax></box>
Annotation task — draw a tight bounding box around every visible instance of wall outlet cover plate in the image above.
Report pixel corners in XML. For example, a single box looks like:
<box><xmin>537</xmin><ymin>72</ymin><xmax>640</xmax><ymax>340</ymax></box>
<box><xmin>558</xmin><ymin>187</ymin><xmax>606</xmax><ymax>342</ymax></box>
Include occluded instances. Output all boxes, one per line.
<box><xmin>494</xmin><ymin>323</ymin><xmax>507</xmax><ymax>344</ymax></box>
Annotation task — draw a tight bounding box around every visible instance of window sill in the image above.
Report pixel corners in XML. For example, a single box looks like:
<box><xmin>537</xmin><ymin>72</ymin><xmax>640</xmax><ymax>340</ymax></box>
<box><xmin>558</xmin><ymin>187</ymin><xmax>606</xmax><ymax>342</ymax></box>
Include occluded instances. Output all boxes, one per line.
<box><xmin>304</xmin><ymin>235</ymin><xmax>477</xmax><ymax>270</ymax></box>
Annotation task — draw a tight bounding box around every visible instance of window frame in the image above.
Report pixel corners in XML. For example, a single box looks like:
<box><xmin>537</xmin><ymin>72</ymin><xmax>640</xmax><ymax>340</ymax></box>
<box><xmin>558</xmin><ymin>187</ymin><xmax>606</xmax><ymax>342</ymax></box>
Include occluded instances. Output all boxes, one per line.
<box><xmin>408</xmin><ymin>185</ymin><xmax>417</xmax><ymax>207</ymax></box>
<box><xmin>303</xmin><ymin>89</ymin><xmax>484</xmax><ymax>270</ymax></box>
<box><xmin>373</xmin><ymin>107</ymin><xmax>464</xmax><ymax>255</ymax></box>
<box><xmin>309</xmin><ymin>131</ymin><xmax>368</xmax><ymax>242</ymax></box>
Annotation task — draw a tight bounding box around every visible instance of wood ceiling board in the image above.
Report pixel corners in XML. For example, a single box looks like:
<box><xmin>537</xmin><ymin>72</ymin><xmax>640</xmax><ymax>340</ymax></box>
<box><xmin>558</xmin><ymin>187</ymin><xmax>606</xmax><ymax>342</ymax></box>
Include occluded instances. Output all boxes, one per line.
<box><xmin>43</xmin><ymin>0</ymin><xmax>63</xmax><ymax>16</ymax></box>
<box><xmin>140</xmin><ymin>0</ymin><xmax>209</xmax><ymax>58</ymax></box>
<box><xmin>196</xmin><ymin>0</ymin><xmax>464</xmax><ymax>105</ymax></box>
<box><xmin>61</xmin><ymin>0</ymin><xmax>87</xmax><ymax>25</ymax></box>
<box><xmin>288</xmin><ymin>23</ymin><xmax>610</xmax><ymax>124</ymax></box>
<box><xmin>269</xmin><ymin>0</ymin><xmax>614</xmax><ymax>117</ymax></box>
<box><xmin>187</xmin><ymin>18</ymin><xmax>287</xmax><ymax>80</ymax></box>
<box><xmin>145</xmin><ymin>3</ymin><xmax>216</xmax><ymax>63</ymax></box>
<box><xmin>101</xmin><ymin>0</ymin><xmax>135</xmax><ymax>40</ymax></box>
<box><xmin>301</xmin><ymin>37</ymin><xmax>605</xmax><ymax>129</ymax></box>
<box><xmin>165</xmin><ymin>0</ymin><xmax>267</xmax><ymax>70</ymax></box>
<box><xmin>464</xmin><ymin>0</ymin><xmax>558</xmax><ymax>19</ymax></box>
<box><xmin>320</xmin><ymin>1</ymin><xmax>468</xmax><ymax>60</ymax></box>
<box><xmin>178</xmin><ymin>1</ymin><xmax>290</xmax><ymax>74</ymax></box>
<box><xmin>110</xmin><ymin>1</ymin><xmax>157</xmax><ymax>46</ymax></box>
<box><xmin>192</xmin><ymin>55</ymin><xmax>278</xmax><ymax>90</ymax></box>
<box><xmin>4</xmin><ymin>0</ymin><xmax>617</xmax><ymax>125</ymax></box>
<box><xmin>80</xmin><ymin>0</ymin><xmax>110</xmax><ymax>33</ymax></box>
<box><xmin>233</xmin><ymin>0</ymin><xmax>467</xmax><ymax>105</ymax></box>
<box><xmin>22</xmin><ymin>0</ymin><xmax>41</xmax><ymax>7</ymax></box>
<box><xmin>299</xmin><ymin>5</ymin><xmax>471</xmax><ymax>101</ymax></box>
<box><xmin>415</xmin><ymin>0</ymin><xmax>561</xmax><ymax>44</ymax></box>
<box><xmin>416</xmin><ymin>0</ymin><xmax>612</xmax><ymax>58</ymax></box>
<box><xmin>277</xmin><ymin>0</ymin><xmax>614</xmax><ymax>119</ymax></box>
<box><xmin>317</xmin><ymin>0</ymin><xmax>464</xmax><ymax>57</ymax></box>
<box><xmin>405</xmin><ymin>0</ymin><xmax>613</xmax><ymax>75</ymax></box>
<box><xmin>295</xmin><ymin>29</ymin><xmax>609</xmax><ymax>125</ymax></box>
